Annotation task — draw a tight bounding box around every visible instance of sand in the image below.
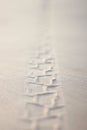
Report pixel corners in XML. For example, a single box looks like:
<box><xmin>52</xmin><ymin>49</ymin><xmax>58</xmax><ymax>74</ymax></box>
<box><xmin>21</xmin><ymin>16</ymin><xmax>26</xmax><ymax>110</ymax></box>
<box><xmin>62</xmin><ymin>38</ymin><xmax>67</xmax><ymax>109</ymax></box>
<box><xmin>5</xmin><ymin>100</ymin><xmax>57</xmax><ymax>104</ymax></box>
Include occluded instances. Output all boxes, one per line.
<box><xmin>0</xmin><ymin>0</ymin><xmax>87</xmax><ymax>130</ymax></box>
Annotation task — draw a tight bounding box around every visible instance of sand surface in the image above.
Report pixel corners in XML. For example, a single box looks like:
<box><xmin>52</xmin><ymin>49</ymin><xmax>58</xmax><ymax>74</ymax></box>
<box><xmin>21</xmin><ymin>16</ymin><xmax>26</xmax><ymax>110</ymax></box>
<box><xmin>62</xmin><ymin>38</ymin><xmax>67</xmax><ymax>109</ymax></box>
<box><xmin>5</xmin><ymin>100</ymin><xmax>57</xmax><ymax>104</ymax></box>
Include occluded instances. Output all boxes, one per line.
<box><xmin>54</xmin><ymin>1</ymin><xmax>87</xmax><ymax>130</ymax></box>
<box><xmin>0</xmin><ymin>0</ymin><xmax>87</xmax><ymax>130</ymax></box>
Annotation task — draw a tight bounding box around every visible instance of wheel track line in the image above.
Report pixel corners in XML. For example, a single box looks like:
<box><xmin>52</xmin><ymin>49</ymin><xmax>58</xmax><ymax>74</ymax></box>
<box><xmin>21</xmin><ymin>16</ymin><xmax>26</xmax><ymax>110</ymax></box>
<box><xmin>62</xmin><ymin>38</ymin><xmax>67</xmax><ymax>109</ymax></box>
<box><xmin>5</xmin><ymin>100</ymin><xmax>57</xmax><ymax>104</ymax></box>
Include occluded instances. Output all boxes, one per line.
<box><xmin>19</xmin><ymin>43</ymin><xmax>65</xmax><ymax>130</ymax></box>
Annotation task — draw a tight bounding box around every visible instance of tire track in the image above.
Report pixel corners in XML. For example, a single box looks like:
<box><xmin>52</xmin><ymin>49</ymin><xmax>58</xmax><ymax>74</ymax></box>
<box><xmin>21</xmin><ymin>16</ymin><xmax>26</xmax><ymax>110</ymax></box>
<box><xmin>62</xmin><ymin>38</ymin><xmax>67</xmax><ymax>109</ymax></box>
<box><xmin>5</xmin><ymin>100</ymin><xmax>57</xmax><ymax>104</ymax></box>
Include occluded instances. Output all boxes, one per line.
<box><xmin>19</xmin><ymin>43</ymin><xmax>65</xmax><ymax>130</ymax></box>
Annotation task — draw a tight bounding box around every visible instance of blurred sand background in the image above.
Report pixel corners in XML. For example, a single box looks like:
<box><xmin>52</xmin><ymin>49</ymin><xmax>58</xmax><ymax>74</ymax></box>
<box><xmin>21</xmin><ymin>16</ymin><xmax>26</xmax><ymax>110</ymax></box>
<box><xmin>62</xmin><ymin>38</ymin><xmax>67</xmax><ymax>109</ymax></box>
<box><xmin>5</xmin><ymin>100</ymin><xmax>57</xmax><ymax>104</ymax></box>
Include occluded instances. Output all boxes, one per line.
<box><xmin>0</xmin><ymin>0</ymin><xmax>87</xmax><ymax>130</ymax></box>
<box><xmin>53</xmin><ymin>1</ymin><xmax>87</xmax><ymax>130</ymax></box>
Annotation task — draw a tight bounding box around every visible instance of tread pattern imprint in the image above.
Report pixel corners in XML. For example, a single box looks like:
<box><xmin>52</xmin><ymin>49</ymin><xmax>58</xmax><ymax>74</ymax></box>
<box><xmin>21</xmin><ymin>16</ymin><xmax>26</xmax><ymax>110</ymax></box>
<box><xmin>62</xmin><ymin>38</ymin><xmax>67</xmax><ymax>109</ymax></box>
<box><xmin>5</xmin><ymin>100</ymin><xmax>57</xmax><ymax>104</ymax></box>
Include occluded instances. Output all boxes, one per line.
<box><xmin>18</xmin><ymin>43</ymin><xmax>65</xmax><ymax>130</ymax></box>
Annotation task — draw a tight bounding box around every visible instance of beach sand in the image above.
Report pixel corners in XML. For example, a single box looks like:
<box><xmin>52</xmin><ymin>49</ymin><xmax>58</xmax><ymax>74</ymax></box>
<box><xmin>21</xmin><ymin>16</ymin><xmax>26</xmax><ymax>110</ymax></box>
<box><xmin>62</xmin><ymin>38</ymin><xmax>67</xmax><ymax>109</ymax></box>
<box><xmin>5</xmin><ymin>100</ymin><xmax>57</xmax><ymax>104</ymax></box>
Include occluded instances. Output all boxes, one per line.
<box><xmin>0</xmin><ymin>0</ymin><xmax>87</xmax><ymax>130</ymax></box>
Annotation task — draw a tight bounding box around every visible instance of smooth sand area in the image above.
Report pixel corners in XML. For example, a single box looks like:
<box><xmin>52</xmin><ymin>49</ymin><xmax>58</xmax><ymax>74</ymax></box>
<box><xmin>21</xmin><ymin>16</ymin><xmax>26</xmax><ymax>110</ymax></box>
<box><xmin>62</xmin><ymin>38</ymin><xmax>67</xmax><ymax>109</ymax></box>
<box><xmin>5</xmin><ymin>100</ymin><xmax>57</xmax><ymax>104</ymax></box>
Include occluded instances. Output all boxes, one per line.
<box><xmin>54</xmin><ymin>1</ymin><xmax>87</xmax><ymax>130</ymax></box>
